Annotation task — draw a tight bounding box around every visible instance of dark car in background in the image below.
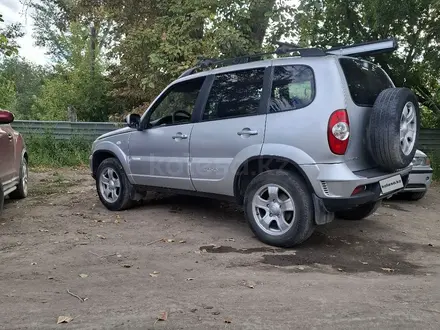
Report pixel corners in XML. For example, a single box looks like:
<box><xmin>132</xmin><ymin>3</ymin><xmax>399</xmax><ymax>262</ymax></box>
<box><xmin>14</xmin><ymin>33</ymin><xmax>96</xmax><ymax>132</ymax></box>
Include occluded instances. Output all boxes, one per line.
<box><xmin>0</xmin><ymin>110</ymin><xmax>28</xmax><ymax>214</ymax></box>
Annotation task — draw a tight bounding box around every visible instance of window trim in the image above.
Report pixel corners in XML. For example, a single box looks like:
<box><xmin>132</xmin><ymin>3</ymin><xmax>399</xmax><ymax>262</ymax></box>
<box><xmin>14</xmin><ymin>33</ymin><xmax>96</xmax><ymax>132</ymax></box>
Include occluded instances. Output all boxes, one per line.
<box><xmin>193</xmin><ymin>66</ymin><xmax>272</xmax><ymax>123</ymax></box>
<box><xmin>140</xmin><ymin>76</ymin><xmax>207</xmax><ymax>130</ymax></box>
<box><xmin>267</xmin><ymin>64</ymin><xmax>316</xmax><ymax>114</ymax></box>
<box><xmin>338</xmin><ymin>58</ymin><xmax>394</xmax><ymax>108</ymax></box>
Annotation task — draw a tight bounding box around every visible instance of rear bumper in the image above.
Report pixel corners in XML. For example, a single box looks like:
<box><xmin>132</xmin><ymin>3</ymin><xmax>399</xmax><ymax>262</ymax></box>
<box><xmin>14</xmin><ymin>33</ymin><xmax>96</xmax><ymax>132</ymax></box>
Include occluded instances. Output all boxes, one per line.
<box><xmin>300</xmin><ymin>163</ymin><xmax>412</xmax><ymax>212</ymax></box>
<box><xmin>322</xmin><ymin>172</ymin><xmax>409</xmax><ymax>211</ymax></box>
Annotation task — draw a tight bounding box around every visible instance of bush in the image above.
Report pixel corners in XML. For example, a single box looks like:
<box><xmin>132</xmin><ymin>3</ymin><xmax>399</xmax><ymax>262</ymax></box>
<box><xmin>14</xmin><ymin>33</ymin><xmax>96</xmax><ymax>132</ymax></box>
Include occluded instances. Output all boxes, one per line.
<box><xmin>24</xmin><ymin>133</ymin><xmax>91</xmax><ymax>167</ymax></box>
<box><xmin>428</xmin><ymin>151</ymin><xmax>440</xmax><ymax>181</ymax></box>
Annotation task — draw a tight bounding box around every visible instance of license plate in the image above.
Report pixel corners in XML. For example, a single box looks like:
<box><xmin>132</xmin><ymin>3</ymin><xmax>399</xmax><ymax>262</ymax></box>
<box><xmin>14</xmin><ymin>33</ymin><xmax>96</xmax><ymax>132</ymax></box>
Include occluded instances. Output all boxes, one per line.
<box><xmin>380</xmin><ymin>175</ymin><xmax>404</xmax><ymax>194</ymax></box>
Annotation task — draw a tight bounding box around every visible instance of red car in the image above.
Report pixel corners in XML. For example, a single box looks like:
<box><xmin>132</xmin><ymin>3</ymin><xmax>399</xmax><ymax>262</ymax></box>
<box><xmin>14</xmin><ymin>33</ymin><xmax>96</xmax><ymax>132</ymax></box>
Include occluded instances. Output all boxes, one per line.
<box><xmin>0</xmin><ymin>110</ymin><xmax>28</xmax><ymax>214</ymax></box>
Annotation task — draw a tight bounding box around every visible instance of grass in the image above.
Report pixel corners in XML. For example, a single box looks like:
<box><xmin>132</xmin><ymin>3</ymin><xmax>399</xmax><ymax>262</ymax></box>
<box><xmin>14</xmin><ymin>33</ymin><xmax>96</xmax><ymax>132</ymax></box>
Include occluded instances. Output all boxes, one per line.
<box><xmin>29</xmin><ymin>171</ymin><xmax>79</xmax><ymax>196</ymax></box>
<box><xmin>25</xmin><ymin>133</ymin><xmax>91</xmax><ymax>168</ymax></box>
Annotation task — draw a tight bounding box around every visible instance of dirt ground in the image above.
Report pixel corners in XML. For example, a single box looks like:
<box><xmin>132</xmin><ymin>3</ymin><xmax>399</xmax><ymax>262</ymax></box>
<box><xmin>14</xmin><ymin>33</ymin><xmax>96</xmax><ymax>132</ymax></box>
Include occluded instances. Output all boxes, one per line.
<box><xmin>1</xmin><ymin>169</ymin><xmax>440</xmax><ymax>330</ymax></box>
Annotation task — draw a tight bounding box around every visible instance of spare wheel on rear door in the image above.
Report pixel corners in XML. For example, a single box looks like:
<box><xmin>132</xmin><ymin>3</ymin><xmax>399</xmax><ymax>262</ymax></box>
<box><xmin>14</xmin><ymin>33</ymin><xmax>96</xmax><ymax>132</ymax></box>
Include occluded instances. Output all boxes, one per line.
<box><xmin>366</xmin><ymin>87</ymin><xmax>420</xmax><ymax>171</ymax></box>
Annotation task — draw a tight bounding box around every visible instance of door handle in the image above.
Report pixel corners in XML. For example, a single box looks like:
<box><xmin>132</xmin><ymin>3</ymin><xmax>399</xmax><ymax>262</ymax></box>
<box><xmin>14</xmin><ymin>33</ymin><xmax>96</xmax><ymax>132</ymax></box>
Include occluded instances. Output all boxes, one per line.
<box><xmin>172</xmin><ymin>133</ymin><xmax>188</xmax><ymax>140</ymax></box>
<box><xmin>237</xmin><ymin>129</ymin><xmax>258</xmax><ymax>136</ymax></box>
<box><xmin>7</xmin><ymin>133</ymin><xmax>13</xmax><ymax>140</ymax></box>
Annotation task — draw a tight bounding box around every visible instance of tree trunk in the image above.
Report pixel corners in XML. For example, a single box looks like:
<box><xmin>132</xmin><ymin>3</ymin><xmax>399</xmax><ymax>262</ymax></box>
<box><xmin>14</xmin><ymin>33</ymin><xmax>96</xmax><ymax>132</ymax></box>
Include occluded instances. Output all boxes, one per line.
<box><xmin>90</xmin><ymin>23</ymin><xmax>96</xmax><ymax>77</ymax></box>
<box><xmin>246</xmin><ymin>0</ymin><xmax>276</xmax><ymax>49</ymax></box>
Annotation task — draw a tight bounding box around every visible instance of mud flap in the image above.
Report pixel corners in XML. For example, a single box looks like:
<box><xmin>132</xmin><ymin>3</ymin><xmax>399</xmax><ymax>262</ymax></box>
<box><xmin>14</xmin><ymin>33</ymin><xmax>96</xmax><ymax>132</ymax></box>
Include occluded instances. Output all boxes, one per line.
<box><xmin>313</xmin><ymin>194</ymin><xmax>334</xmax><ymax>225</ymax></box>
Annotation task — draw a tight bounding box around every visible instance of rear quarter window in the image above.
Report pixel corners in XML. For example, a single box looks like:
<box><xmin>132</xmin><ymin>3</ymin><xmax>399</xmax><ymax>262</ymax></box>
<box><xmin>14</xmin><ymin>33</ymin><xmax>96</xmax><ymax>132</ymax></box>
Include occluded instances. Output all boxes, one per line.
<box><xmin>339</xmin><ymin>58</ymin><xmax>394</xmax><ymax>107</ymax></box>
<box><xmin>269</xmin><ymin>65</ymin><xmax>315</xmax><ymax>113</ymax></box>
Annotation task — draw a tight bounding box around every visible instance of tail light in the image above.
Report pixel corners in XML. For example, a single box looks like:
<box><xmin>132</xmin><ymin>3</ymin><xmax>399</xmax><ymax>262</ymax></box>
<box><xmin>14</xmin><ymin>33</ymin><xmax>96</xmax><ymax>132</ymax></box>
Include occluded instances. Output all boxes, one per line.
<box><xmin>328</xmin><ymin>109</ymin><xmax>350</xmax><ymax>155</ymax></box>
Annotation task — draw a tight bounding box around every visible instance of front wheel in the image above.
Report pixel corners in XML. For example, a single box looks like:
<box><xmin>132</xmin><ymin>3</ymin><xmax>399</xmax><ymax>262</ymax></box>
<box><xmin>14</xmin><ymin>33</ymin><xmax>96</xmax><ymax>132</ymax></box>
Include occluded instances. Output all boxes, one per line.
<box><xmin>336</xmin><ymin>201</ymin><xmax>381</xmax><ymax>221</ymax></box>
<box><xmin>243</xmin><ymin>170</ymin><xmax>315</xmax><ymax>248</ymax></box>
<box><xmin>9</xmin><ymin>156</ymin><xmax>28</xmax><ymax>199</ymax></box>
<box><xmin>96</xmin><ymin>158</ymin><xmax>134</xmax><ymax>211</ymax></box>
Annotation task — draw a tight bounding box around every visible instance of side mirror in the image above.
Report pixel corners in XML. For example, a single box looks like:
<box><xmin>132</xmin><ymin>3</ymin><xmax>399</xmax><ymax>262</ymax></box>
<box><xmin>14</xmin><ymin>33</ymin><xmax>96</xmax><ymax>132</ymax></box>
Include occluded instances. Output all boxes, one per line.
<box><xmin>125</xmin><ymin>113</ymin><xmax>141</xmax><ymax>129</ymax></box>
<box><xmin>0</xmin><ymin>110</ymin><xmax>14</xmax><ymax>124</ymax></box>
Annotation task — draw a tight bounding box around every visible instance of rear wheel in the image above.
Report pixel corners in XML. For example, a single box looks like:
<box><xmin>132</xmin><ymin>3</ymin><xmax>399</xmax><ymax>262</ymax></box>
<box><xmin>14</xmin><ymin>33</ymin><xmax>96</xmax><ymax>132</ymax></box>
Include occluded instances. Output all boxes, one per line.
<box><xmin>336</xmin><ymin>201</ymin><xmax>381</xmax><ymax>221</ymax></box>
<box><xmin>243</xmin><ymin>170</ymin><xmax>315</xmax><ymax>247</ymax></box>
<box><xmin>96</xmin><ymin>158</ymin><xmax>134</xmax><ymax>211</ymax></box>
<box><xmin>9</xmin><ymin>156</ymin><xmax>28</xmax><ymax>199</ymax></box>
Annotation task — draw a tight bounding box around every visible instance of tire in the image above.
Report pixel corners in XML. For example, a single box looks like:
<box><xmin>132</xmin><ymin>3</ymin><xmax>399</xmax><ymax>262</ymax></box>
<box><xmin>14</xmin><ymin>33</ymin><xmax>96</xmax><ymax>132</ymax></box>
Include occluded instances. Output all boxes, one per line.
<box><xmin>336</xmin><ymin>201</ymin><xmax>381</xmax><ymax>221</ymax></box>
<box><xmin>402</xmin><ymin>191</ymin><xmax>426</xmax><ymax>201</ymax></box>
<box><xmin>367</xmin><ymin>88</ymin><xmax>420</xmax><ymax>171</ymax></box>
<box><xmin>9</xmin><ymin>156</ymin><xmax>28</xmax><ymax>199</ymax></box>
<box><xmin>96</xmin><ymin>158</ymin><xmax>134</xmax><ymax>211</ymax></box>
<box><xmin>243</xmin><ymin>170</ymin><xmax>315</xmax><ymax>248</ymax></box>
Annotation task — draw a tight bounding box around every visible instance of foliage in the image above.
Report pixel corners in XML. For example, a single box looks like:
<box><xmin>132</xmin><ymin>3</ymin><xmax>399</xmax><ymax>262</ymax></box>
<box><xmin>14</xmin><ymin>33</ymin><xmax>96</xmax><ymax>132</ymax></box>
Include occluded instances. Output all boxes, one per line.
<box><xmin>0</xmin><ymin>14</ymin><xmax>24</xmax><ymax>57</ymax></box>
<box><xmin>75</xmin><ymin>0</ymin><xmax>296</xmax><ymax>111</ymax></box>
<box><xmin>30</xmin><ymin>15</ymin><xmax>112</xmax><ymax>121</ymax></box>
<box><xmin>0</xmin><ymin>57</ymin><xmax>47</xmax><ymax>118</ymax></box>
<box><xmin>424</xmin><ymin>150</ymin><xmax>440</xmax><ymax>181</ymax></box>
<box><xmin>0</xmin><ymin>69</ymin><xmax>15</xmax><ymax>109</ymax></box>
<box><xmin>25</xmin><ymin>133</ymin><xmax>90</xmax><ymax>167</ymax></box>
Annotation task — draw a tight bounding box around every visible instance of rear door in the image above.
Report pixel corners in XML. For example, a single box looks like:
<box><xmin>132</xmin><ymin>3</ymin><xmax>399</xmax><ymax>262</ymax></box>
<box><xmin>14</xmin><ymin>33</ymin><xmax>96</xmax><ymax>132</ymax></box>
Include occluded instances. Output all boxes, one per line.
<box><xmin>0</xmin><ymin>124</ymin><xmax>15</xmax><ymax>182</ymax></box>
<box><xmin>189</xmin><ymin>66</ymin><xmax>269</xmax><ymax>196</ymax></box>
<box><xmin>337</xmin><ymin>57</ymin><xmax>394</xmax><ymax>171</ymax></box>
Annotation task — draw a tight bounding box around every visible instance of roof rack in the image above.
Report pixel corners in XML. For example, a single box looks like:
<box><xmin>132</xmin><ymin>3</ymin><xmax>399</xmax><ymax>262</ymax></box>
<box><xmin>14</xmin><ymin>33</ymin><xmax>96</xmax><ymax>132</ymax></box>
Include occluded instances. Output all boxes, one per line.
<box><xmin>179</xmin><ymin>44</ymin><xmax>326</xmax><ymax>78</ymax></box>
<box><xmin>178</xmin><ymin>38</ymin><xmax>398</xmax><ymax>78</ymax></box>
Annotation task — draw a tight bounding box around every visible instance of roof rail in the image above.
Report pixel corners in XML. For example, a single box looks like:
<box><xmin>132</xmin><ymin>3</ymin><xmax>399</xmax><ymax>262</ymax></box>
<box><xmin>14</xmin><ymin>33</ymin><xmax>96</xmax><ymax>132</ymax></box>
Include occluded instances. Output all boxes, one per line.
<box><xmin>179</xmin><ymin>44</ymin><xmax>326</xmax><ymax>78</ymax></box>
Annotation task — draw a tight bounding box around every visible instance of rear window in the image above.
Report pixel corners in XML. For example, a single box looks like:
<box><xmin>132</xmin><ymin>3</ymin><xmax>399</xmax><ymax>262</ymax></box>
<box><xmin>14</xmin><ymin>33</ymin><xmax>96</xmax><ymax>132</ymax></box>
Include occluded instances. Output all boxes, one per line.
<box><xmin>339</xmin><ymin>58</ymin><xmax>393</xmax><ymax>107</ymax></box>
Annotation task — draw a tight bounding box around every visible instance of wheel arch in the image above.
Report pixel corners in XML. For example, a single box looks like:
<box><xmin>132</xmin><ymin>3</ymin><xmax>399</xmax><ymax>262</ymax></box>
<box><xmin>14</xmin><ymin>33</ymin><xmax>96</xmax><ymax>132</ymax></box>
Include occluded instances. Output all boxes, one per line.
<box><xmin>233</xmin><ymin>155</ymin><xmax>315</xmax><ymax>205</ymax></box>
<box><xmin>92</xmin><ymin>142</ymin><xmax>132</xmax><ymax>181</ymax></box>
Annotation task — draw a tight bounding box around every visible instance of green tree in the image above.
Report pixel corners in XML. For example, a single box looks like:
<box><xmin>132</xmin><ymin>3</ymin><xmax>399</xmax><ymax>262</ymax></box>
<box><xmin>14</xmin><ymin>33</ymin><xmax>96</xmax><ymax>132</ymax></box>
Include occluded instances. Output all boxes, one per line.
<box><xmin>28</xmin><ymin>0</ymin><xmax>116</xmax><ymax>121</ymax></box>
<box><xmin>0</xmin><ymin>57</ymin><xmax>48</xmax><ymax>118</ymax></box>
<box><xmin>75</xmin><ymin>0</ymin><xmax>296</xmax><ymax>112</ymax></box>
<box><xmin>0</xmin><ymin>14</ymin><xmax>23</xmax><ymax>57</ymax></box>
<box><xmin>0</xmin><ymin>70</ymin><xmax>14</xmax><ymax>108</ymax></box>
<box><xmin>31</xmin><ymin>22</ymin><xmax>110</xmax><ymax>121</ymax></box>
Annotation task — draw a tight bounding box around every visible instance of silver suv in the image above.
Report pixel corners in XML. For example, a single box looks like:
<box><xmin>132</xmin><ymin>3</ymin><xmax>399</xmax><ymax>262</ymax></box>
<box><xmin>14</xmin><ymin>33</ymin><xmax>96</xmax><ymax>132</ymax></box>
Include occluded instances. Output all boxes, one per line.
<box><xmin>90</xmin><ymin>39</ymin><xmax>419</xmax><ymax>247</ymax></box>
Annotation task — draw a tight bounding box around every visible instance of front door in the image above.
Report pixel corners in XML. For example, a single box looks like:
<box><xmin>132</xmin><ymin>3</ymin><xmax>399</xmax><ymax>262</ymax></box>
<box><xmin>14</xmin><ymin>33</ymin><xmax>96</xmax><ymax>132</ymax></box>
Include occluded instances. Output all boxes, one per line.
<box><xmin>189</xmin><ymin>67</ymin><xmax>269</xmax><ymax>196</ymax></box>
<box><xmin>129</xmin><ymin>77</ymin><xmax>206</xmax><ymax>190</ymax></box>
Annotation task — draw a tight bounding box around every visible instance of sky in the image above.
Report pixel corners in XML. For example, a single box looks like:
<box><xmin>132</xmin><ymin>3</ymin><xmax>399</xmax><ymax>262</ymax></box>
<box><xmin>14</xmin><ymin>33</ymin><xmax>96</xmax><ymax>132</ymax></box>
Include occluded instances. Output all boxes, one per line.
<box><xmin>1</xmin><ymin>0</ymin><xmax>49</xmax><ymax>65</ymax></box>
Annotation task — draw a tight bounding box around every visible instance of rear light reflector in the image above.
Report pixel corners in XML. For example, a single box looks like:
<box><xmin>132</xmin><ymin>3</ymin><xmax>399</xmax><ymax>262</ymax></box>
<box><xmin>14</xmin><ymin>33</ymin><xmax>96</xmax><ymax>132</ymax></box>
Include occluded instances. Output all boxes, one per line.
<box><xmin>328</xmin><ymin>109</ymin><xmax>350</xmax><ymax>155</ymax></box>
<box><xmin>351</xmin><ymin>185</ymin><xmax>366</xmax><ymax>196</ymax></box>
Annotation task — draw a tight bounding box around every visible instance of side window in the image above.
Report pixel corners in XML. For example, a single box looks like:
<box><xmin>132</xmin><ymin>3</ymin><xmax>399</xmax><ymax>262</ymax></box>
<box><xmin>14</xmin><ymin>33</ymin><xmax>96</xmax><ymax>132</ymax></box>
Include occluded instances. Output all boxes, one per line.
<box><xmin>203</xmin><ymin>68</ymin><xmax>265</xmax><ymax>121</ymax></box>
<box><xmin>270</xmin><ymin>65</ymin><xmax>315</xmax><ymax>113</ymax></box>
<box><xmin>148</xmin><ymin>77</ymin><xmax>204</xmax><ymax>127</ymax></box>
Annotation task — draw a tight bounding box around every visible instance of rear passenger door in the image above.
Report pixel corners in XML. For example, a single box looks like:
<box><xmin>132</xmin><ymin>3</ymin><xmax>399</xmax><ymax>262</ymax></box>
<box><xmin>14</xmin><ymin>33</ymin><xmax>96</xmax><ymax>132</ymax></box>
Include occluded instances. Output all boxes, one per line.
<box><xmin>189</xmin><ymin>66</ymin><xmax>270</xmax><ymax>196</ymax></box>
